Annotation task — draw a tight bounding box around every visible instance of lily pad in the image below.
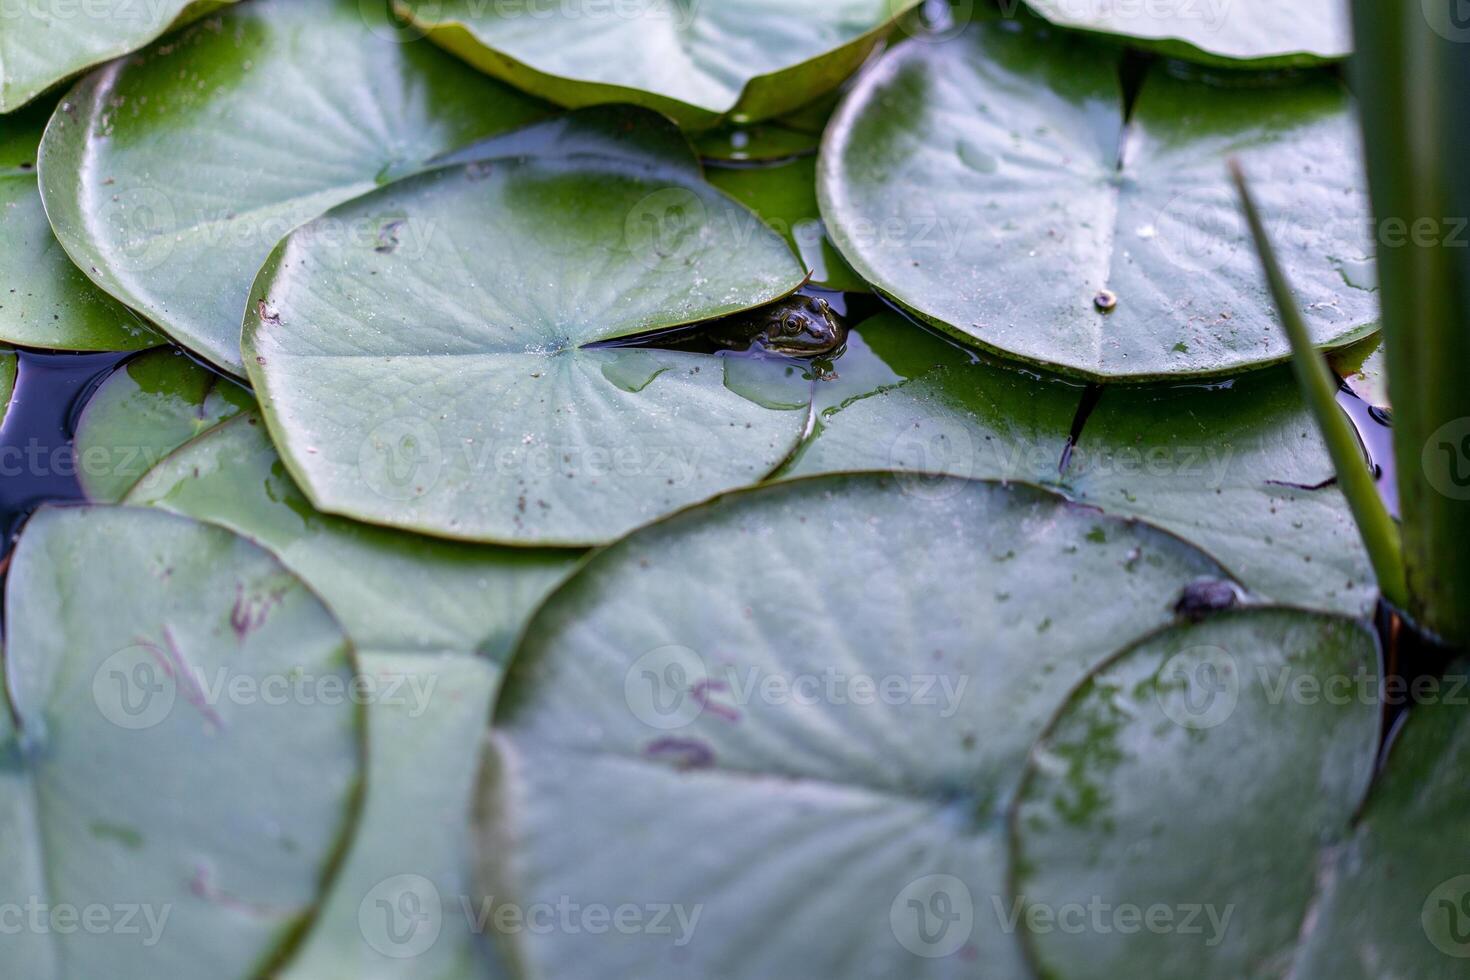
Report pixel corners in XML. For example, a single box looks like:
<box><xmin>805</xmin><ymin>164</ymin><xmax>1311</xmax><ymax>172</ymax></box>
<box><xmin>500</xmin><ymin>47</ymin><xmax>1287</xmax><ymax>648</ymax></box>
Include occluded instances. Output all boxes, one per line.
<box><xmin>393</xmin><ymin>0</ymin><xmax>920</xmax><ymax>130</ymax></box>
<box><xmin>73</xmin><ymin>349</ymin><xmax>254</xmax><ymax>503</ymax></box>
<box><xmin>705</xmin><ymin>157</ymin><xmax>868</xmax><ymax>292</ymax></box>
<box><xmin>0</xmin><ymin>349</ymin><xmax>14</xmax><ymax>422</ymax></box>
<box><xmin>0</xmin><ymin>103</ymin><xmax>159</xmax><ymax>351</ymax></box>
<box><xmin>39</xmin><ymin>0</ymin><xmax>548</xmax><ymax>375</ymax></box>
<box><xmin>1011</xmin><ymin>609</ymin><xmax>1379</xmax><ymax>979</ymax></box>
<box><xmin>1022</xmin><ymin>0</ymin><xmax>1351</xmax><ymax>66</ymax></box>
<box><xmin>73</xmin><ymin>350</ymin><xmax>579</xmax><ymax>977</ymax></box>
<box><xmin>243</xmin><ymin>109</ymin><xmax>811</xmax><ymax>546</ymax></box>
<box><xmin>281</xmin><ymin>653</ymin><xmax>500</xmax><ymax>980</ymax></box>
<box><xmin>818</xmin><ymin>21</ymin><xmax>1376</xmax><ymax>380</ymax></box>
<box><xmin>0</xmin><ymin>0</ymin><xmax>235</xmax><ymax>111</ymax></box>
<box><xmin>1330</xmin><ymin>334</ymin><xmax>1389</xmax><ymax>408</ymax></box>
<box><xmin>478</xmin><ymin>474</ymin><xmax>1235</xmax><ymax>977</ymax></box>
<box><xmin>783</xmin><ymin>313</ymin><xmax>1375</xmax><ymax>616</ymax></box>
<box><xmin>0</xmin><ymin>505</ymin><xmax>363</xmax><ymax>978</ymax></box>
<box><xmin>1288</xmin><ymin>679</ymin><xmax>1470</xmax><ymax>979</ymax></box>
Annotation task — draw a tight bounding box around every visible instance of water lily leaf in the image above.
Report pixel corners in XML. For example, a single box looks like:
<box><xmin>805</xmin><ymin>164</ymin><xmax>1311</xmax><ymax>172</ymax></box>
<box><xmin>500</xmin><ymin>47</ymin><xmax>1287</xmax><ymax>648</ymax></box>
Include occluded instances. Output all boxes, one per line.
<box><xmin>126</xmin><ymin>413</ymin><xmax>580</xmax><ymax>659</ymax></box>
<box><xmin>478</xmin><ymin>474</ymin><xmax>1234</xmax><ymax>977</ymax></box>
<box><xmin>783</xmin><ymin>313</ymin><xmax>1375</xmax><ymax>616</ymax></box>
<box><xmin>243</xmin><ymin>109</ymin><xmax>811</xmax><ymax>546</ymax></box>
<box><xmin>706</xmin><ymin>157</ymin><xmax>868</xmax><ymax>291</ymax></box>
<box><xmin>0</xmin><ymin>505</ymin><xmax>363</xmax><ymax>978</ymax></box>
<box><xmin>1022</xmin><ymin>0</ymin><xmax>1350</xmax><ymax>66</ymax></box>
<box><xmin>778</xmin><ymin>311</ymin><xmax>1082</xmax><ymax>482</ymax></box>
<box><xmin>74</xmin><ymin>350</ymin><xmax>578</xmax><ymax>977</ymax></box>
<box><xmin>819</xmin><ymin>21</ymin><xmax>1376</xmax><ymax>380</ymax></box>
<box><xmin>0</xmin><ymin>0</ymin><xmax>236</xmax><ymax>111</ymax></box>
<box><xmin>1012</xmin><ymin>609</ymin><xmax>1379</xmax><ymax>979</ymax></box>
<box><xmin>393</xmin><ymin>0</ymin><xmax>920</xmax><ymax>130</ymax></box>
<box><xmin>74</xmin><ymin>349</ymin><xmax>255</xmax><ymax>503</ymax></box>
<box><xmin>0</xmin><ymin>349</ymin><xmax>14</xmax><ymax>423</ymax></box>
<box><xmin>1289</xmin><ymin>679</ymin><xmax>1470</xmax><ymax>979</ymax></box>
<box><xmin>1063</xmin><ymin>369</ymin><xmax>1378</xmax><ymax>616</ymax></box>
<box><xmin>281</xmin><ymin>652</ymin><xmax>499</xmax><ymax>980</ymax></box>
<box><xmin>0</xmin><ymin>103</ymin><xmax>159</xmax><ymax>351</ymax></box>
<box><xmin>39</xmin><ymin>0</ymin><xmax>549</xmax><ymax>375</ymax></box>
<box><xmin>1330</xmin><ymin>333</ymin><xmax>1389</xmax><ymax>408</ymax></box>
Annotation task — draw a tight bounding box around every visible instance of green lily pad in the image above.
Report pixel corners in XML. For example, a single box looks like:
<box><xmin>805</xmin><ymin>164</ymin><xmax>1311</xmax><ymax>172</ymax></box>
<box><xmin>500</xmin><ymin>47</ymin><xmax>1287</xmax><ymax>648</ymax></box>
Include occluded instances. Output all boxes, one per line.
<box><xmin>281</xmin><ymin>653</ymin><xmax>500</xmax><ymax>980</ymax></box>
<box><xmin>0</xmin><ymin>103</ymin><xmax>159</xmax><ymax>351</ymax></box>
<box><xmin>74</xmin><ymin>349</ymin><xmax>579</xmax><ymax>977</ymax></box>
<box><xmin>393</xmin><ymin>0</ymin><xmax>920</xmax><ymax>130</ymax></box>
<box><xmin>818</xmin><ymin>22</ymin><xmax>1376</xmax><ymax>380</ymax></box>
<box><xmin>1288</xmin><ymin>679</ymin><xmax>1470</xmax><ymax>978</ymax></box>
<box><xmin>1022</xmin><ymin>0</ymin><xmax>1351</xmax><ymax>66</ymax></box>
<box><xmin>705</xmin><ymin>157</ymin><xmax>868</xmax><ymax>292</ymax></box>
<box><xmin>243</xmin><ymin>109</ymin><xmax>811</xmax><ymax>546</ymax></box>
<box><xmin>0</xmin><ymin>505</ymin><xmax>363</xmax><ymax>978</ymax></box>
<box><xmin>782</xmin><ymin>313</ymin><xmax>1375</xmax><ymax>616</ymax></box>
<box><xmin>1330</xmin><ymin>334</ymin><xmax>1389</xmax><ymax>408</ymax></box>
<box><xmin>0</xmin><ymin>349</ymin><xmax>14</xmax><ymax>422</ymax></box>
<box><xmin>1011</xmin><ymin>609</ymin><xmax>1379</xmax><ymax>979</ymax></box>
<box><xmin>0</xmin><ymin>0</ymin><xmax>235</xmax><ymax>111</ymax></box>
<box><xmin>38</xmin><ymin>0</ymin><xmax>548</xmax><ymax>375</ymax></box>
<box><xmin>74</xmin><ymin>349</ymin><xmax>255</xmax><ymax>503</ymax></box>
<box><xmin>478</xmin><ymin>474</ymin><xmax>1235</xmax><ymax>977</ymax></box>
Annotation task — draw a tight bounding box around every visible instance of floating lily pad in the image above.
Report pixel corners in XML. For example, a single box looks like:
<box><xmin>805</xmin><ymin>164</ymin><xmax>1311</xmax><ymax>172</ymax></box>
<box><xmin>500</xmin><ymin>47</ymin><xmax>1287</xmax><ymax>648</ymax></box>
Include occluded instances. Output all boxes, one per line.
<box><xmin>783</xmin><ymin>313</ymin><xmax>1375</xmax><ymax>615</ymax></box>
<box><xmin>705</xmin><ymin>157</ymin><xmax>867</xmax><ymax>291</ymax></box>
<box><xmin>0</xmin><ymin>505</ymin><xmax>362</xmax><ymax>978</ymax></box>
<box><xmin>74</xmin><ymin>349</ymin><xmax>579</xmax><ymax>977</ymax></box>
<box><xmin>74</xmin><ymin>349</ymin><xmax>254</xmax><ymax>503</ymax></box>
<box><xmin>1289</xmin><ymin>680</ymin><xmax>1470</xmax><ymax>978</ymax></box>
<box><xmin>0</xmin><ymin>349</ymin><xmax>14</xmax><ymax>422</ymax></box>
<box><xmin>818</xmin><ymin>22</ymin><xmax>1376</xmax><ymax>380</ymax></box>
<box><xmin>282</xmin><ymin>653</ymin><xmax>500</xmax><ymax>980</ymax></box>
<box><xmin>0</xmin><ymin>0</ymin><xmax>235</xmax><ymax>111</ymax></box>
<box><xmin>1330</xmin><ymin>334</ymin><xmax>1389</xmax><ymax>408</ymax></box>
<box><xmin>39</xmin><ymin>0</ymin><xmax>548</xmax><ymax>375</ymax></box>
<box><xmin>478</xmin><ymin>474</ymin><xmax>1235</xmax><ymax>977</ymax></box>
<box><xmin>244</xmin><ymin>109</ymin><xmax>810</xmax><ymax>546</ymax></box>
<box><xmin>394</xmin><ymin>0</ymin><xmax>919</xmax><ymax>130</ymax></box>
<box><xmin>1022</xmin><ymin>0</ymin><xmax>1351</xmax><ymax>66</ymax></box>
<box><xmin>0</xmin><ymin>103</ymin><xmax>159</xmax><ymax>351</ymax></box>
<box><xmin>1012</xmin><ymin>609</ymin><xmax>1379</xmax><ymax>979</ymax></box>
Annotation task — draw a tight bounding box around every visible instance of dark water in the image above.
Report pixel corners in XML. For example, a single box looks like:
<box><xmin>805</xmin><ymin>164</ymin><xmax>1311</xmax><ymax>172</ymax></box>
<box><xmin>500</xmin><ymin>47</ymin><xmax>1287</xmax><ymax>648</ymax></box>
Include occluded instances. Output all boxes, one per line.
<box><xmin>0</xmin><ymin>350</ymin><xmax>131</xmax><ymax>560</ymax></box>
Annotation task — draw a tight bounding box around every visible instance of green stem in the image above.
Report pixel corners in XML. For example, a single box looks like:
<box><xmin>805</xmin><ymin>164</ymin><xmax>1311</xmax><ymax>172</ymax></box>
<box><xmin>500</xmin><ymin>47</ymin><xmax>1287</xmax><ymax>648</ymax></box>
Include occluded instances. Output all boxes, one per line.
<box><xmin>1231</xmin><ymin>162</ymin><xmax>1409</xmax><ymax>611</ymax></box>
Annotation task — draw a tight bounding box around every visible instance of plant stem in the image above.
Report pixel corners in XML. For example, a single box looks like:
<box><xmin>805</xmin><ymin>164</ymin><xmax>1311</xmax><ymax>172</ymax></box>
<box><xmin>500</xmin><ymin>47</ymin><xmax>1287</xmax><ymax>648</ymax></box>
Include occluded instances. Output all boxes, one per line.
<box><xmin>1231</xmin><ymin>162</ymin><xmax>1409</xmax><ymax>612</ymax></box>
<box><xmin>1349</xmin><ymin>0</ymin><xmax>1470</xmax><ymax>648</ymax></box>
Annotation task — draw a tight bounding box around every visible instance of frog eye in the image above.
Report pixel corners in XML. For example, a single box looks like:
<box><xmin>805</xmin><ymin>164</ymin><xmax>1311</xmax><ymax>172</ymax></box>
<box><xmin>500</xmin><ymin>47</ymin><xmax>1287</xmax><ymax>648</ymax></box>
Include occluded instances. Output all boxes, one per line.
<box><xmin>780</xmin><ymin>316</ymin><xmax>802</xmax><ymax>336</ymax></box>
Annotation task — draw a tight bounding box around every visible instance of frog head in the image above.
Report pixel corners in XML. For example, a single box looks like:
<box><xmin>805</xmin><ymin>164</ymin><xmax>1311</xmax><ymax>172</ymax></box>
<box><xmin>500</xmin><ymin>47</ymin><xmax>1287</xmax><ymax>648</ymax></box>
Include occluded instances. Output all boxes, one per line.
<box><xmin>757</xmin><ymin>295</ymin><xmax>847</xmax><ymax>357</ymax></box>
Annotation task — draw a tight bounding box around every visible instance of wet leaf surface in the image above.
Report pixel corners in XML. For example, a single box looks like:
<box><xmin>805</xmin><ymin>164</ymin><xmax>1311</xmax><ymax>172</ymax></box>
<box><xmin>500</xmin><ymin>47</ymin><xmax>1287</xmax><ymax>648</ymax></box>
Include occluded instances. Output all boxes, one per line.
<box><xmin>394</xmin><ymin>0</ymin><xmax>919</xmax><ymax>129</ymax></box>
<box><xmin>1012</xmin><ymin>609</ymin><xmax>1379</xmax><ymax>979</ymax></box>
<box><xmin>0</xmin><ymin>103</ymin><xmax>160</xmax><ymax>352</ymax></box>
<box><xmin>479</xmin><ymin>474</ymin><xmax>1236</xmax><ymax>978</ymax></box>
<box><xmin>819</xmin><ymin>21</ymin><xmax>1376</xmax><ymax>380</ymax></box>
<box><xmin>0</xmin><ymin>506</ymin><xmax>363</xmax><ymax>978</ymax></box>
<box><xmin>243</xmin><ymin>108</ymin><xmax>811</xmax><ymax>546</ymax></box>
<box><xmin>39</xmin><ymin>0</ymin><xmax>548</xmax><ymax>374</ymax></box>
<box><xmin>1022</xmin><ymin>0</ymin><xmax>1351</xmax><ymax>66</ymax></box>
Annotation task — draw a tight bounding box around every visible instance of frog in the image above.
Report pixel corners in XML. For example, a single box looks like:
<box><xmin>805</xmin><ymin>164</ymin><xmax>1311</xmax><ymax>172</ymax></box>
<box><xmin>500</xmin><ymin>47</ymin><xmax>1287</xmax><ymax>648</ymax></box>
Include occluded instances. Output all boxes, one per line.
<box><xmin>706</xmin><ymin>294</ymin><xmax>848</xmax><ymax>358</ymax></box>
